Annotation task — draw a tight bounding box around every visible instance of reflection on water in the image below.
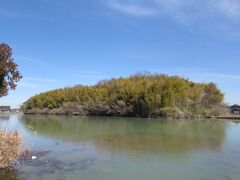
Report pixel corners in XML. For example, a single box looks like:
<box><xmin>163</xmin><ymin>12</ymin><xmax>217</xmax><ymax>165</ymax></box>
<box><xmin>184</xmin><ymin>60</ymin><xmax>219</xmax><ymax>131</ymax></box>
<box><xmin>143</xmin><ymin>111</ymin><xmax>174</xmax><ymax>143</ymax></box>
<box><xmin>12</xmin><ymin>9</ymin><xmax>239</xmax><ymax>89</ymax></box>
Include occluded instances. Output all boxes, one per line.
<box><xmin>0</xmin><ymin>115</ymin><xmax>10</xmax><ymax>121</ymax></box>
<box><xmin>0</xmin><ymin>169</ymin><xmax>18</xmax><ymax>180</ymax></box>
<box><xmin>22</xmin><ymin>115</ymin><xmax>226</xmax><ymax>155</ymax></box>
<box><xmin>1</xmin><ymin>114</ymin><xmax>240</xmax><ymax>180</ymax></box>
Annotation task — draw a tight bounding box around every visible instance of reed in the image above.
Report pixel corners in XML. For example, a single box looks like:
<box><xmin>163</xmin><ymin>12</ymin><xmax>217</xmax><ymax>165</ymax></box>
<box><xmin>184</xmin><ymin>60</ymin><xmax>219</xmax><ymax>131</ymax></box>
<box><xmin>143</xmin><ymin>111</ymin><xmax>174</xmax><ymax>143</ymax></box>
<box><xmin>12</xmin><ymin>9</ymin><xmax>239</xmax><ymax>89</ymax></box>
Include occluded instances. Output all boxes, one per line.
<box><xmin>0</xmin><ymin>129</ymin><xmax>22</xmax><ymax>169</ymax></box>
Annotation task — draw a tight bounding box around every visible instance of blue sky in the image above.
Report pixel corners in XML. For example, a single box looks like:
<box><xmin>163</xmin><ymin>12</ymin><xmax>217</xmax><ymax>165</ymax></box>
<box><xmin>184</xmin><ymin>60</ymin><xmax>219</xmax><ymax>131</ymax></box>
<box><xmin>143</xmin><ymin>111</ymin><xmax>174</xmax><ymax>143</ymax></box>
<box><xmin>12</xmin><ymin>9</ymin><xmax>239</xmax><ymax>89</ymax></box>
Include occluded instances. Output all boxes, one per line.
<box><xmin>1</xmin><ymin>0</ymin><xmax>240</xmax><ymax>107</ymax></box>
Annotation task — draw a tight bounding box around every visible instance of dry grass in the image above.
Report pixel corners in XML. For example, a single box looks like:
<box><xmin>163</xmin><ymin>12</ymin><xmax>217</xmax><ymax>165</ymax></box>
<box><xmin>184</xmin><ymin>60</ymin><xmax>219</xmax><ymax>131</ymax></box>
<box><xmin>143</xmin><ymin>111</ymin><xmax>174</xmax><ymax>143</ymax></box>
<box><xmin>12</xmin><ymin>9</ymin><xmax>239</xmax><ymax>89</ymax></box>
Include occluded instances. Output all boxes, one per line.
<box><xmin>0</xmin><ymin>129</ymin><xmax>22</xmax><ymax>169</ymax></box>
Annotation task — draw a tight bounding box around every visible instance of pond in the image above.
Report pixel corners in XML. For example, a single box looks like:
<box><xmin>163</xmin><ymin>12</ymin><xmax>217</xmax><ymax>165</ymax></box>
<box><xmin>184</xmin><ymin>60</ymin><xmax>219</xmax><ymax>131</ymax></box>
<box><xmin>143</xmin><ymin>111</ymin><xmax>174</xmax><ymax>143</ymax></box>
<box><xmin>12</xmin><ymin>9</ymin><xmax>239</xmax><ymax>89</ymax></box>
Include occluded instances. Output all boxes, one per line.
<box><xmin>0</xmin><ymin>114</ymin><xmax>240</xmax><ymax>180</ymax></box>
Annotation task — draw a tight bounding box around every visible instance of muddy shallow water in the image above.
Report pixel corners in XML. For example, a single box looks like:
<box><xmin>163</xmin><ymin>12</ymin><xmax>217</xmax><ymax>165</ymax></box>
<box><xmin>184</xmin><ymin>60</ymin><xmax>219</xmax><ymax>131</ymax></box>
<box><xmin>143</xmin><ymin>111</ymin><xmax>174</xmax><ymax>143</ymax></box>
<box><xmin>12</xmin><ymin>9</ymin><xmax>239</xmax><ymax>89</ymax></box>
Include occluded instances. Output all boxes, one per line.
<box><xmin>0</xmin><ymin>114</ymin><xmax>240</xmax><ymax>180</ymax></box>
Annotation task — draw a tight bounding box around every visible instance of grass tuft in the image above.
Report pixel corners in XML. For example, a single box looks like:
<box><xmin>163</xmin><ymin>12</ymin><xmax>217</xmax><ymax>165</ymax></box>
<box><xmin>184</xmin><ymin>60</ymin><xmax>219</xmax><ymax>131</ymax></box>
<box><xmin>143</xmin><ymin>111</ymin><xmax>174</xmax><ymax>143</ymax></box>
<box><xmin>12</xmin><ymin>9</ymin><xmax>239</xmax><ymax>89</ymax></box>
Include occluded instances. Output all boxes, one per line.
<box><xmin>0</xmin><ymin>129</ymin><xmax>22</xmax><ymax>169</ymax></box>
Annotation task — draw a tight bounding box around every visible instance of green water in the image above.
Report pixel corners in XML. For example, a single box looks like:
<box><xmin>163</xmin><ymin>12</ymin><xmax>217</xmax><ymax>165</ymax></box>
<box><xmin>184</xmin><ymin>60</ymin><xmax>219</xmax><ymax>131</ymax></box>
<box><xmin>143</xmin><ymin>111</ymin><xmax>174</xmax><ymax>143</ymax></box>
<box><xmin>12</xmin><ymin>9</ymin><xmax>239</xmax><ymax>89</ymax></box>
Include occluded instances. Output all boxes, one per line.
<box><xmin>0</xmin><ymin>114</ymin><xmax>240</xmax><ymax>180</ymax></box>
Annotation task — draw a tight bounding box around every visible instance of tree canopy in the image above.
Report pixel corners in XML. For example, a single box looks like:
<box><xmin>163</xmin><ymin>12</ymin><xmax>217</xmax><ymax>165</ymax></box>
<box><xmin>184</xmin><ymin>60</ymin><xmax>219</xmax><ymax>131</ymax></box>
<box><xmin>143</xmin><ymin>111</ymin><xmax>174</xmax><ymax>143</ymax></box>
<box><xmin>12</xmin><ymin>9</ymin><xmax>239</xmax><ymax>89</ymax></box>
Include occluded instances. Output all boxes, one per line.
<box><xmin>23</xmin><ymin>73</ymin><xmax>224</xmax><ymax>118</ymax></box>
<box><xmin>0</xmin><ymin>43</ymin><xmax>22</xmax><ymax>97</ymax></box>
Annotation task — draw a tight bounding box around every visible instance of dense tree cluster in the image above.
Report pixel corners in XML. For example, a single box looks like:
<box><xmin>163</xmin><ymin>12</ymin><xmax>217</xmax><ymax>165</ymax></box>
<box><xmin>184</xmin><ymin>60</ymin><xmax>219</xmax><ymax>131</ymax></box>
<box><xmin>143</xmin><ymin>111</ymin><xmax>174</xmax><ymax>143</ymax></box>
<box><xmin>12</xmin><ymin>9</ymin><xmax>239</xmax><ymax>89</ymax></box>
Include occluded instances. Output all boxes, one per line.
<box><xmin>23</xmin><ymin>73</ymin><xmax>224</xmax><ymax>118</ymax></box>
<box><xmin>0</xmin><ymin>43</ymin><xmax>22</xmax><ymax>97</ymax></box>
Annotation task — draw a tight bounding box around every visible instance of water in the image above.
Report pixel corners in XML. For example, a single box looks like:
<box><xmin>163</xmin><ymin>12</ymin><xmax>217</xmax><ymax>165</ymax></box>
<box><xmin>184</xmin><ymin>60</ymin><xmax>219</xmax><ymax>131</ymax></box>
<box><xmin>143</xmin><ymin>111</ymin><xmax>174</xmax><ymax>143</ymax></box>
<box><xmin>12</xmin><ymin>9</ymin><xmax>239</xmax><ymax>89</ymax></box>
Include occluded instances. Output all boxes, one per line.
<box><xmin>0</xmin><ymin>114</ymin><xmax>240</xmax><ymax>180</ymax></box>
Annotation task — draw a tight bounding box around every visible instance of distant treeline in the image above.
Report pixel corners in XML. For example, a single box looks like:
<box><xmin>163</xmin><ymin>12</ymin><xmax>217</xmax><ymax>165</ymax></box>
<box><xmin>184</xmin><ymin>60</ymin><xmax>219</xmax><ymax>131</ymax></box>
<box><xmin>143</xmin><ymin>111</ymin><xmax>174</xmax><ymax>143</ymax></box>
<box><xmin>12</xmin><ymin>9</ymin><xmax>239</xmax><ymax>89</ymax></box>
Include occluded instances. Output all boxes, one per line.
<box><xmin>22</xmin><ymin>73</ymin><xmax>224</xmax><ymax>118</ymax></box>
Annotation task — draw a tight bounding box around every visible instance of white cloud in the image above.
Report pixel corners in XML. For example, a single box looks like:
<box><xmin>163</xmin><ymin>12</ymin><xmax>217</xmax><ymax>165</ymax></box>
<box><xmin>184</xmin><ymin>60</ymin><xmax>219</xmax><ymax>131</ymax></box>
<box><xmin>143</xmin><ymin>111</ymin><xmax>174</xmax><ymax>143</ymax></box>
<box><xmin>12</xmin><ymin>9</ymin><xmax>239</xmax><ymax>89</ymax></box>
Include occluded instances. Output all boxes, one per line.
<box><xmin>149</xmin><ymin>67</ymin><xmax>240</xmax><ymax>83</ymax></box>
<box><xmin>24</xmin><ymin>77</ymin><xmax>57</xmax><ymax>83</ymax></box>
<box><xmin>16</xmin><ymin>77</ymin><xmax>57</xmax><ymax>89</ymax></box>
<box><xmin>70</xmin><ymin>70</ymin><xmax>101</xmax><ymax>75</ymax></box>
<box><xmin>17</xmin><ymin>56</ymin><xmax>48</xmax><ymax>66</ymax></box>
<box><xmin>205</xmin><ymin>73</ymin><xmax>240</xmax><ymax>80</ymax></box>
<box><xmin>18</xmin><ymin>82</ymin><xmax>44</xmax><ymax>88</ymax></box>
<box><xmin>108</xmin><ymin>1</ymin><xmax>158</xmax><ymax>17</ymax></box>
<box><xmin>104</xmin><ymin>0</ymin><xmax>240</xmax><ymax>23</ymax></box>
<box><xmin>71</xmin><ymin>71</ymin><xmax>106</xmax><ymax>80</ymax></box>
<box><xmin>215</xmin><ymin>0</ymin><xmax>240</xmax><ymax>19</ymax></box>
<box><xmin>0</xmin><ymin>9</ymin><xmax>19</xmax><ymax>18</ymax></box>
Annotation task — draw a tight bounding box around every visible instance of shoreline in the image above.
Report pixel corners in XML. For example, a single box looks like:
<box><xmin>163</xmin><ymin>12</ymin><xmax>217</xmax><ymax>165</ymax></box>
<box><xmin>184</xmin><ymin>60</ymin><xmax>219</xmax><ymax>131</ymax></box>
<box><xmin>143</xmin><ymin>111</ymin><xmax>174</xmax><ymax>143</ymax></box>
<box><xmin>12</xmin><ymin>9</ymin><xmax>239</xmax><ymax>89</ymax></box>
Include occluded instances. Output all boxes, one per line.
<box><xmin>22</xmin><ymin>112</ymin><xmax>240</xmax><ymax>121</ymax></box>
<box><xmin>2</xmin><ymin>111</ymin><xmax>240</xmax><ymax>121</ymax></box>
<box><xmin>208</xmin><ymin>116</ymin><xmax>240</xmax><ymax>120</ymax></box>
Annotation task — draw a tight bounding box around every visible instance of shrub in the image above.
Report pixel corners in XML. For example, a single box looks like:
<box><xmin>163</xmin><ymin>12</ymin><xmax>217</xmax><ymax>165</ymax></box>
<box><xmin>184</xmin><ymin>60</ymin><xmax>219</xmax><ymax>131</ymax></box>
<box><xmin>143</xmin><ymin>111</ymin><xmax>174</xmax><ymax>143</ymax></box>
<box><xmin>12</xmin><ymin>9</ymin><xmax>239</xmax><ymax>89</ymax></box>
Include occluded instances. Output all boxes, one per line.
<box><xmin>0</xmin><ymin>129</ymin><xmax>22</xmax><ymax>169</ymax></box>
<box><xmin>23</xmin><ymin>73</ymin><xmax>224</xmax><ymax>117</ymax></box>
<box><xmin>153</xmin><ymin>107</ymin><xmax>178</xmax><ymax>118</ymax></box>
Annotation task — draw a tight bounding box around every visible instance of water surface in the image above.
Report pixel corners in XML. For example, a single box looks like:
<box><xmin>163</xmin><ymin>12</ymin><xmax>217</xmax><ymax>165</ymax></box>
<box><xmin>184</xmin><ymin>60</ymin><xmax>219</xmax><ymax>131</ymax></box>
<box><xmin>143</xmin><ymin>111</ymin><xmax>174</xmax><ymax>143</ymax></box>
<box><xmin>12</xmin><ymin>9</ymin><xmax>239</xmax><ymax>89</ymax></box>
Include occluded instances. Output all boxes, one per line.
<box><xmin>0</xmin><ymin>114</ymin><xmax>240</xmax><ymax>180</ymax></box>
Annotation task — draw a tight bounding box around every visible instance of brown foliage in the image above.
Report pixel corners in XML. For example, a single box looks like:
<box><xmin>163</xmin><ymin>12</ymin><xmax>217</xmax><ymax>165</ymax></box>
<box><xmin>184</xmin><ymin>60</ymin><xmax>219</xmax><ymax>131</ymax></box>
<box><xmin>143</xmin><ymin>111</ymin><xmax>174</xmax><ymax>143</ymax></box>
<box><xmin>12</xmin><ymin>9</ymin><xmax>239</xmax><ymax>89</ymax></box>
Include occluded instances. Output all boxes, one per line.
<box><xmin>0</xmin><ymin>130</ymin><xmax>22</xmax><ymax>169</ymax></box>
<box><xmin>0</xmin><ymin>43</ymin><xmax>22</xmax><ymax>97</ymax></box>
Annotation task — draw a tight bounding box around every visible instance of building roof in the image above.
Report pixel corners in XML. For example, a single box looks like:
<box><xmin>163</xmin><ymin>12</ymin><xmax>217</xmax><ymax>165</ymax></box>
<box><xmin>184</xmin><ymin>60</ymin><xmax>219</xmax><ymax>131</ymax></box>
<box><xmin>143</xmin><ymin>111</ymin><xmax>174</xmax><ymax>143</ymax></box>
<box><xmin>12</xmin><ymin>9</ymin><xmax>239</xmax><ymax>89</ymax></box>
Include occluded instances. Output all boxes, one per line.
<box><xmin>230</xmin><ymin>104</ymin><xmax>240</xmax><ymax>109</ymax></box>
<box><xmin>0</xmin><ymin>106</ymin><xmax>11</xmax><ymax>110</ymax></box>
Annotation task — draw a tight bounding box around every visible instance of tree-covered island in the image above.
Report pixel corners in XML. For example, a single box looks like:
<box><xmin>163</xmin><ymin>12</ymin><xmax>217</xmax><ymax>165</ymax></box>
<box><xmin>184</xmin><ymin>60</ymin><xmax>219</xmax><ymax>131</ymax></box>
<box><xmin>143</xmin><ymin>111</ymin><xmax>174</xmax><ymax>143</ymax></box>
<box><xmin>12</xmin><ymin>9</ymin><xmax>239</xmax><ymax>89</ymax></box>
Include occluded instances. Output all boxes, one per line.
<box><xmin>22</xmin><ymin>73</ymin><xmax>225</xmax><ymax>119</ymax></box>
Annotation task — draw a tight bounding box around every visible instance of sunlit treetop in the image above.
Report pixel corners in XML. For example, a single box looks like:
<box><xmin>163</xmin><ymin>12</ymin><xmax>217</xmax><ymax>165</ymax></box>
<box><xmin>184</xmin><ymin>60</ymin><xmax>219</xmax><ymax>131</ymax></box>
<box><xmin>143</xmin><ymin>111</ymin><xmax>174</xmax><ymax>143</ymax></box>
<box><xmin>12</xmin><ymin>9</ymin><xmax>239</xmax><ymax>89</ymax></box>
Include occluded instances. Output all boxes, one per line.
<box><xmin>0</xmin><ymin>43</ymin><xmax>22</xmax><ymax>97</ymax></box>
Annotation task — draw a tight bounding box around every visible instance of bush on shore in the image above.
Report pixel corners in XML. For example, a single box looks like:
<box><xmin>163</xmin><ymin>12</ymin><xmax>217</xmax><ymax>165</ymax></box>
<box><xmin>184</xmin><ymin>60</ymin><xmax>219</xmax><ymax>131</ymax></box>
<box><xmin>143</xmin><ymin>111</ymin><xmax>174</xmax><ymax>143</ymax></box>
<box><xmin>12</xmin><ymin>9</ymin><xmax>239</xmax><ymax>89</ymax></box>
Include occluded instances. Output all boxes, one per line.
<box><xmin>0</xmin><ymin>129</ymin><xmax>22</xmax><ymax>169</ymax></box>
